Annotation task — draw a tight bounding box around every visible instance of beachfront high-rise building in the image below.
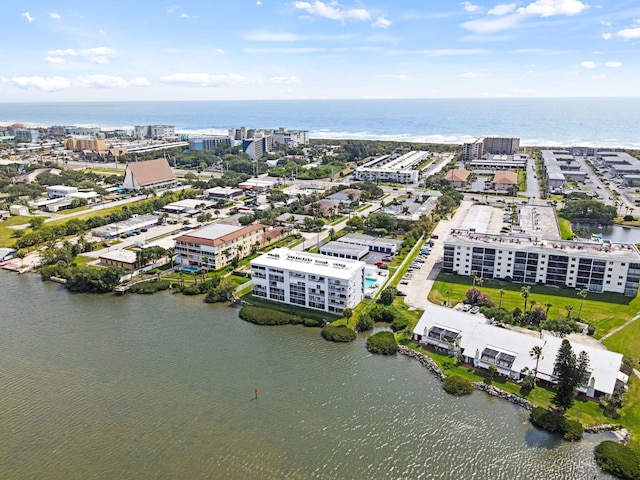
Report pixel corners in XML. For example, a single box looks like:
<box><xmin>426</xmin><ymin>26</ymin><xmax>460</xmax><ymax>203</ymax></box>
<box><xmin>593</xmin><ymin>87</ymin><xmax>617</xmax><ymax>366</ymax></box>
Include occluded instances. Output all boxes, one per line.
<box><xmin>134</xmin><ymin>125</ymin><xmax>175</xmax><ymax>140</ymax></box>
<box><xmin>462</xmin><ymin>137</ymin><xmax>520</xmax><ymax>161</ymax></box>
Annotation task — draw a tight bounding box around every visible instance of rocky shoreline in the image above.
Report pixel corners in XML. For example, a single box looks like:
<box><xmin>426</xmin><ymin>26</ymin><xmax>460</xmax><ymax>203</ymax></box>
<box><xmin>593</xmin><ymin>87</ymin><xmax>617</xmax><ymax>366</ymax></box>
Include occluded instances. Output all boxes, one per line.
<box><xmin>398</xmin><ymin>345</ymin><xmax>631</xmax><ymax>443</ymax></box>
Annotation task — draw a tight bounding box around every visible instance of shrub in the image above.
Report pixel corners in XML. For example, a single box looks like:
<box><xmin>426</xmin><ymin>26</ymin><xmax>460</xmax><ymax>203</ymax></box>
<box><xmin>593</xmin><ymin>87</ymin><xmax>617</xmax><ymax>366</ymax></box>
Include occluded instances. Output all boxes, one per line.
<box><xmin>369</xmin><ymin>305</ymin><xmax>395</xmax><ymax>323</ymax></box>
<box><xmin>302</xmin><ymin>317</ymin><xmax>325</xmax><ymax>328</ymax></box>
<box><xmin>443</xmin><ymin>375</ymin><xmax>473</xmax><ymax>395</ymax></box>
<box><xmin>355</xmin><ymin>313</ymin><xmax>374</xmax><ymax>332</ymax></box>
<box><xmin>391</xmin><ymin>316</ymin><xmax>411</xmax><ymax>332</ymax></box>
<box><xmin>239</xmin><ymin>306</ymin><xmax>302</xmax><ymax>326</ymax></box>
<box><xmin>595</xmin><ymin>441</ymin><xmax>640</xmax><ymax>480</ymax></box>
<box><xmin>366</xmin><ymin>331</ymin><xmax>398</xmax><ymax>355</ymax></box>
<box><xmin>529</xmin><ymin>407</ymin><xmax>583</xmax><ymax>441</ymax></box>
<box><xmin>378</xmin><ymin>286</ymin><xmax>397</xmax><ymax>306</ymax></box>
<box><xmin>321</xmin><ymin>325</ymin><xmax>356</xmax><ymax>342</ymax></box>
<box><xmin>563</xmin><ymin>419</ymin><xmax>584</xmax><ymax>441</ymax></box>
<box><xmin>623</xmin><ymin>214</ymin><xmax>635</xmax><ymax>221</ymax></box>
<box><xmin>530</xmin><ymin>407</ymin><xmax>566</xmax><ymax>433</ymax></box>
<box><xmin>128</xmin><ymin>279</ymin><xmax>171</xmax><ymax>294</ymax></box>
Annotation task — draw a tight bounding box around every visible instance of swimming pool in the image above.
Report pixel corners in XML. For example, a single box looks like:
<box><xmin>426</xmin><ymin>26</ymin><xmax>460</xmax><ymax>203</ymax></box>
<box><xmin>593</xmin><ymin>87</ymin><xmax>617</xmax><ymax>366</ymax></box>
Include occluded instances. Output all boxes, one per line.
<box><xmin>180</xmin><ymin>266</ymin><xmax>200</xmax><ymax>273</ymax></box>
<box><xmin>365</xmin><ymin>278</ymin><xmax>377</xmax><ymax>289</ymax></box>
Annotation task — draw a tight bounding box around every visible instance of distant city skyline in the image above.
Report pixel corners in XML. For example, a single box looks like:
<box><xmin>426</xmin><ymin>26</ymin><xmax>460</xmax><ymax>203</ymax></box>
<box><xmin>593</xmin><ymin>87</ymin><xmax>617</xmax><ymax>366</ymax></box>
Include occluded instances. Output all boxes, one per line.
<box><xmin>1</xmin><ymin>0</ymin><xmax>639</xmax><ymax>102</ymax></box>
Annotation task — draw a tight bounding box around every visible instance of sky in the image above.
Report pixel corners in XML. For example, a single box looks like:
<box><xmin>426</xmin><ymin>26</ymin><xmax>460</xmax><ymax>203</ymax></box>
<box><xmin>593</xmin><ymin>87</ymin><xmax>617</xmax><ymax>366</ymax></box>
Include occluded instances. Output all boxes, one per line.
<box><xmin>1</xmin><ymin>0</ymin><xmax>639</xmax><ymax>101</ymax></box>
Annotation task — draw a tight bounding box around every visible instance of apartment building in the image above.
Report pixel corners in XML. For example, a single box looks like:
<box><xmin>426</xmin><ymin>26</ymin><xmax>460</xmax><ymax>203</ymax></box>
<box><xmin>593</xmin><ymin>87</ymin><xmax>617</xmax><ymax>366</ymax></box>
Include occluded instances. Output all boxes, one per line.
<box><xmin>352</xmin><ymin>151</ymin><xmax>428</xmax><ymax>184</ymax></box>
<box><xmin>134</xmin><ymin>125</ymin><xmax>175</xmax><ymax>140</ymax></box>
<box><xmin>188</xmin><ymin>136</ymin><xmax>233</xmax><ymax>151</ymax></box>
<box><xmin>443</xmin><ymin>229</ymin><xmax>640</xmax><ymax>296</ymax></box>
<box><xmin>250</xmin><ymin>248</ymin><xmax>365</xmax><ymax>314</ymax></box>
<box><xmin>462</xmin><ymin>137</ymin><xmax>520</xmax><ymax>161</ymax></box>
<box><xmin>175</xmin><ymin>223</ymin><xmax>268</xmax><ymax>272</ymax></box>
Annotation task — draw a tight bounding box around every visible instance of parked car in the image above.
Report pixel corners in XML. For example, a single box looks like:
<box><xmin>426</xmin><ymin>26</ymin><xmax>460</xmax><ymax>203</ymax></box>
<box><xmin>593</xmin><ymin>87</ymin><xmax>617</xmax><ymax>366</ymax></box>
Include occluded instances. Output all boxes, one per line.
<box><xmin>375</xmin><ymin>261</ymin><xmax>386</xmax><ymax>266</ymax></box>
<box><xmin>470</xmin><ymin>306</ymin><xmax>480</xmax><ymax>314</ymax></box>
<box><xmin>430</xmin><ymin>234</ymin><xmax>439</xmax><ymax>239</ymax></box>
<box><xmin>397</xmin><ymin>291</ymin><xmax>407</xmax><ymax>296</ymax></box>
<box><xmin>463</xmin><ymin>304</ymin><xmax>472</xmax><ymax>312</ymax></box>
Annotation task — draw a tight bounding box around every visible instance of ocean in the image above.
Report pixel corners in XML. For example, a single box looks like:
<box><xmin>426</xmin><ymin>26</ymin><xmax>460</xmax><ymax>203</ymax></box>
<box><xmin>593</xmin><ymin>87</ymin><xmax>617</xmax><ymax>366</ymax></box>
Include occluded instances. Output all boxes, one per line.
<box><xmin>0</xmin><ymin>97</ymin><xmax>639</xmax><ymax>148</ymax></box>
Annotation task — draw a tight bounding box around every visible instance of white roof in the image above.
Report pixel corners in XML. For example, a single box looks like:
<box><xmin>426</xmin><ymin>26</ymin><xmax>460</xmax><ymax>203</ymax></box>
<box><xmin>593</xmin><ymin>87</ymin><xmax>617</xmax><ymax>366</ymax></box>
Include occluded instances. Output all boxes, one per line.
<box><xmin>251</xmin><ymin>247</ymin><xmax>365</xmax><ymax>280</ymax></box>
<box><xmin>67</xmin><ymin>191</ymin><xmax>99</xmax><ymax>199</ymax></box>
<box><xmin>185</xmin><ymin>223</ymin><xmax>243</xmax><ymax>240</ymax></box>
<box><xmin>99</xmin><ymin>249</ymin><xmax>137</xmax><ymax>263</ymax></box>
<box><xmin>166</xmin><ymin>199</ymin><xmax>213</xmax><ymax>209</ymax></box>
<box><xmin>413</xmin><ymin>304</ymin><xmax>623</xmax><ymax>395</ymax></box>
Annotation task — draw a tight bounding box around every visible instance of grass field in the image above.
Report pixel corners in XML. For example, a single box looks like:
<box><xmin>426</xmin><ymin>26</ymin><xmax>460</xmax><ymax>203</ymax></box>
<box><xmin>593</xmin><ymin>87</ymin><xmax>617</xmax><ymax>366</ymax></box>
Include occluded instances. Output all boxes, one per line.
<box><xmin>0</xmin><ymin>216</ymin><xmax>32</xmax><ymax>247</ymax></box>
<box><xmin>429</xmin><ymin>273</ymin><xmax>640</xmax><ymax>344</ymax></box>
<box><xmin>557</xmin><ymin>216</ymin><xmax>574</xmax><ymax>240</ymax></box>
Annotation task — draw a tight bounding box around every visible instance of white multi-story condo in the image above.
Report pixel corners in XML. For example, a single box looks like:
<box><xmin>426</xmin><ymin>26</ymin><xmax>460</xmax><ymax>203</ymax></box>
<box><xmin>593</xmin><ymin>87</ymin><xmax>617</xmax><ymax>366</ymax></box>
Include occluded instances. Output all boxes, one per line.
<box><xmin>134</xmin><ymin>125</ymin><xmax>175</xmax><ymax>140</ymax></box>
<box><xmin>250</xmin><ymin>248</ymin><xmax>365</xmax><ymax>314</ymax></box>
<box><xmin>443</xmin><ymin>229</ymin><xmax>640</xmax><ymax>296</ymax></box>
<box><xmin>353</xmin><ymin>151</ymin><xmax>428</xmax><ymax>184</ymax></box>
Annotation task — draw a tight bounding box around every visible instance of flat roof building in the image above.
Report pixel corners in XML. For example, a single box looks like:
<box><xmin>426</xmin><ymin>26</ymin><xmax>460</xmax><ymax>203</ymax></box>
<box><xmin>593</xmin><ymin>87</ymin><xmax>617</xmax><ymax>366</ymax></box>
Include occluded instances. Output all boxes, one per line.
<box><xmin>250</xmin><ymin>247</ymin><xmax>365</xmax><ymax>314</ymax></box>
<box><xmin>204</xmin><ymin>186</ymin><xmax>243</xmax><ymax>200</ymax></box>
<box><xmin>443</xmin><ymin>229</ymin><xmax>640</xmax><ymax>296</ymax></box>
<box><xmin>320</xmin><ymin>241</ymin><xmax>369</xmax><ymax>260</ymax></box>
<box><xmin>338</xmin><ymin>233</ymin><xmax>403</xmax><ymax>254</ymax></box>
<box><xmin>353</xmin><ymin>151</ymin><xmax>428</xmax><ymax>184</ymax></box>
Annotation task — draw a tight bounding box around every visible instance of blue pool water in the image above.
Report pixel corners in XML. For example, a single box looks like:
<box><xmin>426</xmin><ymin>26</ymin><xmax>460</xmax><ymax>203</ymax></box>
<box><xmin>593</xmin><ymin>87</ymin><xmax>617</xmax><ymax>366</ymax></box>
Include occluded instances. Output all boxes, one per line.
<box><xmin>180</xmin><ymin>266</ymin><xmax>200</xmax><ymax>273</ymax></box>
<box><xmin>365</xmin><ymin>278</ymin><xmax>377</xmax><ymax>289</ymax></box>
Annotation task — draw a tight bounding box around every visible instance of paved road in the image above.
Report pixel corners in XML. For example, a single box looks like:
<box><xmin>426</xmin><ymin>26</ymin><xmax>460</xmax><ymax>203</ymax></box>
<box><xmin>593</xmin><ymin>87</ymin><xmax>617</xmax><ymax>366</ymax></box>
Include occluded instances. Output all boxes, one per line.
<box><xmin>402</xmin><ymin>200</ymin><xmax>474</xmax><ymax>310</ymax></box>
<box><xmin>522</xmin><ymin>158</ymin><xmax>540</xmax><ymax>199</ymax></box>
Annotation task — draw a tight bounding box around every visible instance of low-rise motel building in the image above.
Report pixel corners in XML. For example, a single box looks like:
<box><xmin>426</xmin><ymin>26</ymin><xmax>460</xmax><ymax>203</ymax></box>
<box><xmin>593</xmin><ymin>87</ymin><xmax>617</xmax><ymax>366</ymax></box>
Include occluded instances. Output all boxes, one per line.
<box><xmin>174</xmin><ymin>223</ymin><xmax>268</xmax><ymax>272</ymax></box>
<box><xmin>413</xmin><ymin>304</ymin><xmax>626</xmax><ymax>399</ymax></box>
<box><xmin>443</xmin><ymin>229</ymin><xmax>640</xmax><ymax>296</ymax></box>
<box><xmin>250</xmin><ymin>248</ymin><xmax>365</xmax><ymax>314</ymax></box>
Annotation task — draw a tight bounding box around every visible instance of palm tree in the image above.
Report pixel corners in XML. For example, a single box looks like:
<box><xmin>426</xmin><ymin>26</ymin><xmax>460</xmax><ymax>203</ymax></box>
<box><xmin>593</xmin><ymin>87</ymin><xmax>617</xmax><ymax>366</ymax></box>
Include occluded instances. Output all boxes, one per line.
<box><xmin>577</xmin><ymin>289</ymin><xmax>588</xmax><ymax>319</ymax></box>
<box><xmin>529</xmin><ymin>299</ymin><xmax>537</xmax><ymax>312</ymax></box>
<box><xmin>521</xmin><ymin>285</ymin><xmax>531</xmax><ymax>312</ymax></box>
<box><xmin>565</xmin><ymin>305</ymin><xmax>573</xmax><ymax>320</ymax></box>
<box><xmin>402</xmin><ymin>206</ymin><xmax>410</xmax><ymax>216</ymax></box>
<box><xmin>544</xmin><ymin>302</ymin><xmax>553</xmax><ymax>314</ymax></box>
<box><xmin>529</xmin><ymin>345</ymin><xmax>544</xmax><ymax>385</ymax></box>
<box><xmin>214</xmin><ymin>209</ymin><xmax>220</xmax><ymax>219</ymax></box>
<box><xmin>498</xmin><ymin>289</ymin><xmax>504</xmax><ymax>308</ymax></box>
<box><xmin>471</xmin><ymin>270</ymin><xmax>480</xmax><ymax>287</ymax></box>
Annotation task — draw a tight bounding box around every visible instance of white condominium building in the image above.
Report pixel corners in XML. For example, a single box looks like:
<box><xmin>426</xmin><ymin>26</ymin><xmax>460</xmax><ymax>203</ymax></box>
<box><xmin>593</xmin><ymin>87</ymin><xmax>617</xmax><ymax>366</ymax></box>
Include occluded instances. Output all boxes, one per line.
<box><xmin>353</xmin><ymin>150</ymin><xmax>428</xmax><ymax>184</ymax></box>
<box><xmin>443</xmin><ymin>229</ymin><xmax>640</xmax><ymax>296</ymax></box>
<box><xmin>250</xmin><ymin>248</ymin><xmax>365</xmax><ymax>314</ymax></box>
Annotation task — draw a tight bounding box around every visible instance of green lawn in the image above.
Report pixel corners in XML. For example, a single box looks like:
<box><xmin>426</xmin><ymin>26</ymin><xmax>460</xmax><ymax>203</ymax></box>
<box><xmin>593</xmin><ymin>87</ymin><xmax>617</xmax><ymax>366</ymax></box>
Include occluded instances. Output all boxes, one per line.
<box><xmin>0</xmin><ymin>216</ymin><xmax>33</xmax><ymax>247</ymax></box>
<box><xmin>557</xmin><ymin>216</ymin><xmax>574</xmax><ymax>240</ymax></box>
<box><xmin>241</xmin><ymin>294</ymin><xmax>341</xmax><ymax>323</ymax></box>
<box><xmin>429</xmin><ymin>273</ymin><xmax>640</xmax><ymax>342</ymax></box>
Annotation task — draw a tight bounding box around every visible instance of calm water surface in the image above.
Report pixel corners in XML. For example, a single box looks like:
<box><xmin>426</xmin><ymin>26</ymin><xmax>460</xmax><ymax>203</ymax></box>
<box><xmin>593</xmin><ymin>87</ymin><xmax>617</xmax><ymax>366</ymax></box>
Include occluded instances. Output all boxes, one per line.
<box><xmin>0</xmin><ymin>273</ymin><xmax>616</xmax><ymax>479</ymax></box>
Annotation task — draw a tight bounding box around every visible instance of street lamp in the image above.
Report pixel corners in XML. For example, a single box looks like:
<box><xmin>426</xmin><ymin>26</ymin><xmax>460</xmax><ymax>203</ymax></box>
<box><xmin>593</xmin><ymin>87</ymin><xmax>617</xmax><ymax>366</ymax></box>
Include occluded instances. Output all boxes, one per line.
<box><xmin>446</xmin><ymin>290</ymin><xmax>450</xmax><ymax>307</ymax></box>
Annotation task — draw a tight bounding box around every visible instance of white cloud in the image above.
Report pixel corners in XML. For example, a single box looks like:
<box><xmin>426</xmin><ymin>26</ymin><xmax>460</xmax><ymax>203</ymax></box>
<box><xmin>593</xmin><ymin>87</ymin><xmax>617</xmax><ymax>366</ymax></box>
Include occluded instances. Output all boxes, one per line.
<box><xmin>159</xmin><ymin>73</ymin><xmax>246</xmax><ymax>87</ymax></box>
<box><xmin>372</xmin><ymin>17</ymin><xmax>392</xmax><ymax>29</ymax></box>
<box><xmin>180</xmin><ymin>13</ymin><xmax>191</xmax><ymax>18</ymax></box>
<box><xmin>213</xmin><ymin>48</ymin><xmax>225</xmax><ymax>55</ymax></box>
<box><xmin>166</xmin><ymin>5</ymin><xmax>180</xmax><ymax>14</ymax></box>
<box><xmin>130</xmin><ymin>77</ymin><xmax>151</xmax><ymax>86</ymax></box>
<box><xmin>488</xmin><ymin>3</ymin><xmax>517</xmax><ymax>15</ymax></box>
<box><xmin>293</xmin><ymin>1</ymin><xmax>371</xmax><ymax>22</ymax></box>
<box><xmin>592</xmin><ymin>73</ymin><xmax>607</xmax><ymax>79</ymax></box>
<box><xmin>617</xmin><ymin>27</ymin><xmax>640</xmax><ymax>39</ymax></box>
<box><xmin>458</xmin><ymin>72</ymin><xmax>488</xmax><ymax>78</ymax></box>
<box><xmin>270</xmin><ymin>76</ymin><xmax>301</xmax><ymax>84</ymax></box>
<box><xmin>602</xmin><ymin>32</ymin><xmax>612</xmax><ymax>40</ymax></box>
<box><xmin>257</xmin><ymin>0</ymin><xmax>262</xmax><ymax>4</ymax></box>
<box><xmin>46</xmin><ymin>47</ymin><xmax>117</xmax><ymax>64</ymax></box>
<box><xmin>244</xmin><ymin>31</ymin><xmax>300</xmax><ymax>41</ymax></box>
<box><xmin>461</xmin><ymin>14</ymin><xmax>521</xmax><ymax>32</ymax></box>
<box><xmin>461</xmin><ymin>2</ymin><xmax>483</xmax><ymax>13</ymax></box>
<box><xmin>50</xmin><ymin>13</ymin><xmax>61</xmax><ymax>19</ymax></box>
<box><xmin>76</xmin><ymin>74</ymin><xmax>129</xmax><ymax>88</ymax></box>
<box><xmin>580</xmin><ymin>61</ymin><xmax>596</xmax><ymax>68</ymax></box>
<box><xmin>45</xmin><ymin>56</ymin><xmax>65</xmax><ymax>64</ymax></box>
<box><xmin>48</xmin><ymin>48</ymin><xmax>77</xmax><ymax>56</ymax></box>
<box><xmin>600</xmin><ymin>19</ymin><xmax>611</xmax><ymax>27</ymax></box>
<box><xmin>605</xmin><ymin>61</ymin><xmax>622</xmax><ymax>68</ymax></box>
<box><xmin>387</xmin><ymin>48</ymin><xmax>489</xmax><ymax>56</ymax></box>
<box><xmin>11</xmin><ymin>76</ymin><xmax>70</xmax><ymax>92</ymax></box>
<box><xmin>517</xmin><ymin>0</ymin><xmax>588</xmax><ymax>17</ymax></box>
<box><xmin>244</xmin><ymin>47</ymin><xmax>327</xmax><ymax>54</ymax></box>
<box><xmin>22</xmin><ymin>12</ymin><xmax>34</xmax><ymax>23</ymax></box>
